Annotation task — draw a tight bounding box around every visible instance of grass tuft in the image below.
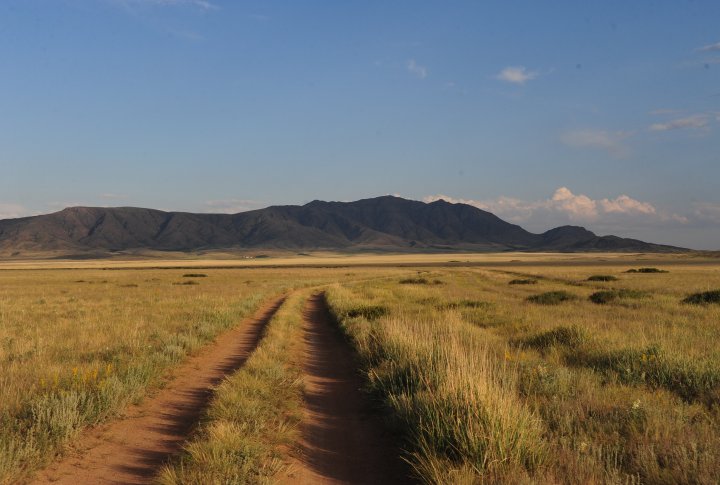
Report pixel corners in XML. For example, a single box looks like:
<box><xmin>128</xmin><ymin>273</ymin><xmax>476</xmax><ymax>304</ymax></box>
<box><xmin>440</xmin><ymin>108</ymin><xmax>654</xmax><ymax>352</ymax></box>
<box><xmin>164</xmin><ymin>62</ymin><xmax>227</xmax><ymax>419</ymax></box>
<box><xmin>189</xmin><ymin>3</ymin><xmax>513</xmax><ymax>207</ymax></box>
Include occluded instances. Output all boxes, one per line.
<box><xmin>509</xmin><ymin>279</ymin><xmax>537</xmax><ymax>285</ymax></box>
<box><xmin>343</xmin><ymin>304</ymin><xmax>389</xmax><ymax>320</ymax></box>
<box><xmin>683</xmin><ymin>290</ymin><xmax>720</xmax><ymax>305</ymax></box>
<box><xmin>587</xmin><ymin>275</ymin><xmax>618</xmax><ymax>282</ymax></box>
<box><xmin>625</xmin><ymin>268</ymin><xmax>668</xmax><ymax>273</ymax></box>
<box><xmin>524</xmin><ymin>326</ymin><xmax>587</xmax><ymax>350</ymax></box>
<box><xmin>526</xmin><ymin>291</ymin><xmax>577</xmax><ymax>305</ymax></box>
<box><xmin>399</xmin><ymin>278</ymin><xmax>444</xmax><ymax>285</ymax></box>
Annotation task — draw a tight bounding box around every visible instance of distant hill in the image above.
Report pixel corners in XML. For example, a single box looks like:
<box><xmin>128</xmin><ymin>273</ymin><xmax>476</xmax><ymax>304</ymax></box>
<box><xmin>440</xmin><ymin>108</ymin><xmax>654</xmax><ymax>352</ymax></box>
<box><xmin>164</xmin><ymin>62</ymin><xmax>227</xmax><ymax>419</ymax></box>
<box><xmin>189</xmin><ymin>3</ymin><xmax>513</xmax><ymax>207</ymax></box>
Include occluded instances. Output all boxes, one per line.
<box><xmin>0</xmin><ymin>196</ymin><xmax>683</xmax><ymax>255</ymax></box>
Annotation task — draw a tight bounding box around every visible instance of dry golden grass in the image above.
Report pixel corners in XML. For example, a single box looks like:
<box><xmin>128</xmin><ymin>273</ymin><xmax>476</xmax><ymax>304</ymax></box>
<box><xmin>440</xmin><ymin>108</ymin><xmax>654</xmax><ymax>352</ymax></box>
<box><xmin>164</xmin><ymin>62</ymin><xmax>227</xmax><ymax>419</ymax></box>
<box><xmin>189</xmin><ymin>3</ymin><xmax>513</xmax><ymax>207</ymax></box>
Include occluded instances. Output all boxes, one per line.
<box><xmin>0</xmin><ymin>266</ymin><xmax>403</xmax><ymax>483</ymax></box>
<box><xmin>2</xmin><ymin>255</ymin><xmax>720</xmax><ymax>484</ymax></box>
<box><xmin>325</xmin><ymin>261</ymin><xmax>720</xmax><ymax>483</ymax></box>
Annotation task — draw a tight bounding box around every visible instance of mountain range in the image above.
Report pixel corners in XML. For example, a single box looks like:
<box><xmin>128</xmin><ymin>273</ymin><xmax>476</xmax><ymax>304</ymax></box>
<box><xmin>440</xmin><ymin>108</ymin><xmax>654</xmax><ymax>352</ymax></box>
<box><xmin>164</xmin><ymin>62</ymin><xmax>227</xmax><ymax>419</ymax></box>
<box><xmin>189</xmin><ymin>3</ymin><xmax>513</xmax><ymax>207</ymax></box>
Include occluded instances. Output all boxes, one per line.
<box><xmin>0</xmin><ymin>196</ymin><xmax>682</xmax><ymax>256</ymax></box>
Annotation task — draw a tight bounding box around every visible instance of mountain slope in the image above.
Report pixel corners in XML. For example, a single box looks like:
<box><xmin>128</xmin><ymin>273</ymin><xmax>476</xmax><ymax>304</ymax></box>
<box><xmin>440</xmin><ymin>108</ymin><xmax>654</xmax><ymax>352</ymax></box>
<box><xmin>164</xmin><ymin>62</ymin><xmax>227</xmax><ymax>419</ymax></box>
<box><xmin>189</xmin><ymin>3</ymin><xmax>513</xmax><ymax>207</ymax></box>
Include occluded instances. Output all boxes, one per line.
<box><xmin>0</xmin><ymin>196</ymin><xmax>682</xmax><ymax>254</ymax></box>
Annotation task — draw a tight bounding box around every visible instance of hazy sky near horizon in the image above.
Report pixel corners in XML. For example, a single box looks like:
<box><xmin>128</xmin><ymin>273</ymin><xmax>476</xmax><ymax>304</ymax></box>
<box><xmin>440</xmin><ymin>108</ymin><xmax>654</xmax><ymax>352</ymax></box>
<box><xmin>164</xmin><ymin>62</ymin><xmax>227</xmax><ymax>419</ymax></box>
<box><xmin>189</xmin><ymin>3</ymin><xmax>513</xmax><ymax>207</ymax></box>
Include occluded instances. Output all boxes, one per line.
<box><xmin>1</xmin><ymin>0</ymin><xmax>719</xmax><ymax>249</ymax></box>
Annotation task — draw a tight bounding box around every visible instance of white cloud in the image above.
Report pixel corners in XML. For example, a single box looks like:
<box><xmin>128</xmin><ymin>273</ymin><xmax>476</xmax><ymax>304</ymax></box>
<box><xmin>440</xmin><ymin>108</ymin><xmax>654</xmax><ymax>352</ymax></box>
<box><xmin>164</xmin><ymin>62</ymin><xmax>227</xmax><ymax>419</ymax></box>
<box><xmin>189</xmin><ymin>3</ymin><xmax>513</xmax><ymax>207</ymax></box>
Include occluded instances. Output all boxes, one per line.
<box><xmin>99</xmin><ymin>193</ymin><xmax>127</xmax><ymax>200</ymax></box>
<box><xmin>0</xmin><ymin>203</ymin><xmax>30</xmax><ymax>220</ymax></box>
<box><xmin>202</xmin><ymin>199</ymin><xmax>263</xmax><ymax>214</ymax></box>
<box><xmin>559</xmin><ymin>129</ymin><xmax>630</xmax><ymax>156</ymax></box>
<box><xmin>692</xmin><ymin>203</ymin><xmax>720</xmax><ymax>224</ymax></box>
<box><xmin>599</xmin><ymin>194</ymin><xmax>656</xmax><ymax>215</ymax></box>
<box><xmin>495</xmin><ymin>66</ymin><xmax>538</xmax><ymax>85</ymax></box>
<box><xmin>649</xmin><ymin>114</ymin><xmax>710</xmax><ymax>131</ymax></box>
<box><xmin>406</xmin><ymin>59</ymin><xmax>428</xmax><ymax>79</ymax></box>
<box><xmin>423</xmin><ymin>187</ymin><xmax>684</xmax><ymax>233</ymax></box>
<box><xmin>698</xmin><ymin>41</ymin><xmax>720</xmax><ymax>52</ymax></box>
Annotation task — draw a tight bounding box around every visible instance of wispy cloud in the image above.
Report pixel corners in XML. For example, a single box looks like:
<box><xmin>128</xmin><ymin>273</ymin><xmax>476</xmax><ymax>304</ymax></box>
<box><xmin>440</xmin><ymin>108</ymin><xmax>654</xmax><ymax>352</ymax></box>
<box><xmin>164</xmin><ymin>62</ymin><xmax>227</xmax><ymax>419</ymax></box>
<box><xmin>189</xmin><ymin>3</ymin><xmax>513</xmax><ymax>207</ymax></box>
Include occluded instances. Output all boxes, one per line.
<box><xmin>649</xmin><ymin>114</ymin><xmax>711</xmax><ymax>132</ymax></box>
<box><xmin>99</xmin><ymin>193</ymin><xmax>128</xmax><ymax>200</ymax></box>
<box><xmin>201</xmin><ymin>199</ymin><xmax>263</xmax><ymax>214</ymax></box>
<box><xmin>559</xmin><ymin>129</ymin><xmax>631</xmax><ymax>156</ymax></box>
<box><xmin>495</xmin><ymin>66</ymin><xmax>538</xmax><ymax>85</ymax></box>
<box><xmin>698</xmin><ymin>41</ymin><xmax>720</xmax><ymax>52</ymax></box>
<box><xmin>406</xmin><ymin>59</ymin><xmax>428</xmax><ymax>79</ymax></box>
<box><xmin>0</xmin><ymin>203</ymin><xmax>30</xmax><ymax>220</ymax></box>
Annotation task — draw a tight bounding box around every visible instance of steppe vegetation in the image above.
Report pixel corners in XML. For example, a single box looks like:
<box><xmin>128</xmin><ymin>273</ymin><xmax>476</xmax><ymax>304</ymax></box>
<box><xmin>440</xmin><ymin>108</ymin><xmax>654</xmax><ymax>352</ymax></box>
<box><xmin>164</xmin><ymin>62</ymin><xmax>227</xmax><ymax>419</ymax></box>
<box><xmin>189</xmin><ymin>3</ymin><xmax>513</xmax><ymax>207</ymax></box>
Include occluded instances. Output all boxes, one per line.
<box><xmin>0</xmin><ymin>267</ymin><xmax>397</xmax><ymax>483</ymax></box>
<box><xmin>159</xmin><ymin>291</ymin><xmax>308</xmax><ymax>484</ymax></box>
<box><xmin>1</xmin><ymin>256</ymin><xmax>720</xmax><ymax>484</ymax></box>
<box><xmin>325</xmin><ymin>263</ymin><xmax>720</xmax><ymax>483</ymax></box>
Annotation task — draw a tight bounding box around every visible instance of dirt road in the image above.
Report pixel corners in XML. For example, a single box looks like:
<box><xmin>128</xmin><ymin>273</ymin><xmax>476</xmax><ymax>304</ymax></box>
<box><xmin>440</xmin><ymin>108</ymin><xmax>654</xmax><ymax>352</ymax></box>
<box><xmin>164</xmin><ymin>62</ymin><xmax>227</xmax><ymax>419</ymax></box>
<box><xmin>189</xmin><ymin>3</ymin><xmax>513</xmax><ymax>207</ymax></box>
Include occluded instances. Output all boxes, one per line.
<box><xmin>281</xmin><ymin>293</ymin><xmax>413</xmax><ymax>484</ymax></box>
<box><xmin>31</xmin><ymin>296</ymin><xmax>285</xmax><ymax>485</ymax></box>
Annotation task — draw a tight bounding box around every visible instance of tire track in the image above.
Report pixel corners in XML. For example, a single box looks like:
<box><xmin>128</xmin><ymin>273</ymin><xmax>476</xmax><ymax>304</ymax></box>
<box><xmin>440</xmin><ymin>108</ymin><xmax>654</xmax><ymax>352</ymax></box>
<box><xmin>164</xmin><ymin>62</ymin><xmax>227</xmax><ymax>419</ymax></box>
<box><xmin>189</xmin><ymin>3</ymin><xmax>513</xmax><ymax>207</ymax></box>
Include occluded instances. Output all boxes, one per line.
<box><xmin>280</xmin><ymin>293</ymin><xmax>413</xmax><ymax>484</ymax></box>
<box><xmin>31</xmin><ymin>295</ymin><xmax>286</xmax><ymax>485</ymax></box>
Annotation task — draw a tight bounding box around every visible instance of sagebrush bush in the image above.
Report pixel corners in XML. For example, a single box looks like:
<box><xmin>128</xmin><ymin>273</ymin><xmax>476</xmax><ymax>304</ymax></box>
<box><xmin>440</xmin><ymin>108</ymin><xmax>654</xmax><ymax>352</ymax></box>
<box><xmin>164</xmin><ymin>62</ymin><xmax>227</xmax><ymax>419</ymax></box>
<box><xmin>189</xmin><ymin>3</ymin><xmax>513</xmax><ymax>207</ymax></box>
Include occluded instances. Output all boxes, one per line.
<box><xmin>683</xmin><ymin>290</ymin><xmax>720</xmax><ymax>305</ymax></box>
<box><xmin>344</xmin><ymin>304</ymin><xmax>389</xmax><ymax>320</ymax></box>
<box><xmin>587</xmin><ymin>275</ymin><xmax>618</xmax><ymax>282</ymax></box>
<box><xmin>526</xmin><ymin>291</ymin><xmax>577</xmax><ymax>305</ymax></box>
<box><xmin>399</xmin><ymin>277</ymin><xmax>444</xmax><ymax>285</ymax></box>
<box><xmin>625</xmin><ymin>268</ymin><xmax>668</xmax><ymax>273</ymax></box>
<box><xmin>509</xmin><ymin>279</ymin><xmax>538</xmax><ymax>285</ymax></box>
<box><xmin>524</xmin><ymin>326</ymin><xmax>587</xmax><ymax>350</ymax></box>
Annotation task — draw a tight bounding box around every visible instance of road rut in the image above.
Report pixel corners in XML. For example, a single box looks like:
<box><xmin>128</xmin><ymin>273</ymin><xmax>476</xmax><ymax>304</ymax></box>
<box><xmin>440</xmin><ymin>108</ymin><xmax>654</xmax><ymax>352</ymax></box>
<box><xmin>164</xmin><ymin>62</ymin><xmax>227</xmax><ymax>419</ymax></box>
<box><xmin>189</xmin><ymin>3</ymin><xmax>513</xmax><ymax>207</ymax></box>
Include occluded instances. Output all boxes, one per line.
<box><xmin>281</xmin><ymin>293</ymin><xmax>413</xmax><ymax>484</ymax></box>
<box><xmin>31</xmin><ymin>296</ymin><xmax>285</xmax><ymax>485</ymax></box>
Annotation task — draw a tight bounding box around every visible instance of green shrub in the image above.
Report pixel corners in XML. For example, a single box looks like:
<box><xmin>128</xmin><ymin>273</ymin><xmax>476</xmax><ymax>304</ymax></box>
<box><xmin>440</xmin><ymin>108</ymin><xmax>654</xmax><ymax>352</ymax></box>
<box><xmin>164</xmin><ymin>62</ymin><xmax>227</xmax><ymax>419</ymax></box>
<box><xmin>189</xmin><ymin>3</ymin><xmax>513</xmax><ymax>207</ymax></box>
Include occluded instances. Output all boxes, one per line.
<box><xmin>587</xmin><ymin>275</ymin><xmax>618</xmax><ymax>282</ymax></box>
<box><xmin>683</xmin><ymin>290</ymin><xmax>720</xmax><ymax>305</ymax></box>
<box><xmin>589</xmin><ymin>290</ymin><xmax>617</xmax><ymax>304</ymax></box>
<box><xmin>438</xmin><ymin>299</ymin><xmax>491</xmax><ymax>310</ymax></box>
<box><xmin>345</xmin><ymin>304</ymin><xmax>389</xmax><ymax>320</ymax></box>
<box><xmin>526</xmin><ymin>291</ymin><xmax>576</xmax><ymax>305</ymax></box>
<box><xmin>625</xmin><ymin>268</ymin><xmax>668</xmax><ymax>273</ymax></box>
<box><xmin>524</xmin><ymin>326</ymin><xmax>586</xmax><ymax>350</ymax></box>
<box><xmin>509</xmin><ymin>279</ymin><xmax>538</xmax><ymax>285</ymax></box>
<box><xmin>173</xmin><ymin>280</ymin><xmax>199</xmax><ymax>286</ymax></box>
<box><xmin>399</xmin><ymin>278</ymin><xmax>443</xmax><ymax>285</ymax></box>
<box><xmin>182</xmin><ymin>273</ymin><xmax>207</xmax><ymax>278</ymax></box>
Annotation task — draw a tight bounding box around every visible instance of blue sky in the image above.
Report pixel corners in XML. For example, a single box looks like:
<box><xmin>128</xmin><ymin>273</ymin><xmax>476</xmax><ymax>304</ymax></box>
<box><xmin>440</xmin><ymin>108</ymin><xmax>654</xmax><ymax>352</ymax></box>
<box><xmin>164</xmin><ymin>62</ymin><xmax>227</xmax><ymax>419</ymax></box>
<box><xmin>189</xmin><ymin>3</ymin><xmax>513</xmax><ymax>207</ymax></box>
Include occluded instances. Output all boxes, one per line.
<box><xmin>1</xmin><ymin>0</ymin><xmax>719</xmax><ymax>248</ymax></box>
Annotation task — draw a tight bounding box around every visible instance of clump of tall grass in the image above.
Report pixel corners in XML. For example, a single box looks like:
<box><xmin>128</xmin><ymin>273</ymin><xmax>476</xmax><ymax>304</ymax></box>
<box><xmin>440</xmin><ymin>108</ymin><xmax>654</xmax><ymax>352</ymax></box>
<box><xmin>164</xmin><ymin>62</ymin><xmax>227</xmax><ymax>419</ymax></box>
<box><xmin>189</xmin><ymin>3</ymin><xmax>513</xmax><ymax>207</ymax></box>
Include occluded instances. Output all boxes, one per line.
<box><xmin>326</xmin><ymin>286</ymin><xmax>546</xmax><ymax>483</ymax></box>
<box><xmin>566</xmin><ymin>345</ymin><xmax>720</xmax><ymax>405</ymax></box>
<box><xmin>509</xmin><ymin>279</ymin><xmax>537</xmax><ymax>285</ymax></box>
<box><xmin>436</xmin><ymin>299</ymin><xmax>491</xmax><ymax>310</ymax></box>
<box><xmin>683</xmin><ymin>290</ymin><xmax>720</xmax><ymax>305</ymax></box>
<box><xmin>587</xmin><ymin>275</ymin><xmax>618</xmax><ymax>282</ymax></box>
<box><xmin>526</xmin><ymin>291</ymin><xmax>577</xmax><ymax>305</ymax></box>
<box><xmin>399</xmin><ymin>278</ymin><xmax>444</xmax><ymax>285</ymax></box>
<box><xmin>159</xmin><ymin>293</ymin><xmax>305</xmax><ymax>484</ymax></box>
<box><xmin>524</xmin><ymin>325</ymin><xmax>586</xmax><ymax>351</ymax></box>
<box><xmin>625</xmin><ymin>268</ymin><xmax>668</xmax><ymax>273</ymax></box>
<box><xmin>342</xmin><ymin>304</ymin><xmax>389</xmax><ymax>320</ymax></box>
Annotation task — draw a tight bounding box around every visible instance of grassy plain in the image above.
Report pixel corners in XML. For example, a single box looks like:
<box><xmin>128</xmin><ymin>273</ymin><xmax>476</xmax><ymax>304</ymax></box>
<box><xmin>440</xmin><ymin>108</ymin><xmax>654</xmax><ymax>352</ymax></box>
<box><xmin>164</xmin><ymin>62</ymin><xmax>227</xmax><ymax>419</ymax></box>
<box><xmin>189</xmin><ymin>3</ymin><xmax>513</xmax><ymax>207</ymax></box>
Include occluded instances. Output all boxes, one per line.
<box><xmin>326</xmin><ymin>261</ymin><xmax>720</xmax><ymax>483</ymax></box>
<box><xmin>1</xmin><ymin>253</ymin><xmax>719</xmax><ymax>484</ymax></box>
<box><xmin>0</xmin><ymin>266</ymin><xmax>401</xmax><ymax>483</ymax></box>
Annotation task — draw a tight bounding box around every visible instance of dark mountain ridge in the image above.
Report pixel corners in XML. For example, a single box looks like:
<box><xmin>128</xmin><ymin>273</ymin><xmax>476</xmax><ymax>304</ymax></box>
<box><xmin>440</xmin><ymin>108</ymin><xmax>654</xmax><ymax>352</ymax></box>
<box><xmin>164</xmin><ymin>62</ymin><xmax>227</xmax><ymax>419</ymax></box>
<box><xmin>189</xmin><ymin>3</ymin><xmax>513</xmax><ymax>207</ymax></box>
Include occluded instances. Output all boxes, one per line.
<box><xmin>0</xmin><ymin>196</ymin><xmax>682</xmax><ymax>254</ymax></box>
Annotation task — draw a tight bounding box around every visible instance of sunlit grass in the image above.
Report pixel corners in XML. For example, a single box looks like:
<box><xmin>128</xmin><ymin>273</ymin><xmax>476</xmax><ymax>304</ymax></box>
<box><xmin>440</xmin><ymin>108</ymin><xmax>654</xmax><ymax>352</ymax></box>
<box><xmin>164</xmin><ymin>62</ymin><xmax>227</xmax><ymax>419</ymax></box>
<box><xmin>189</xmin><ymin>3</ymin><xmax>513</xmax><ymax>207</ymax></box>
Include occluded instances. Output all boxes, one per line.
<box><xmin>325</xmin><ymin>263</ymin><xmax>720</xmax><ymax>483</ymax></box>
